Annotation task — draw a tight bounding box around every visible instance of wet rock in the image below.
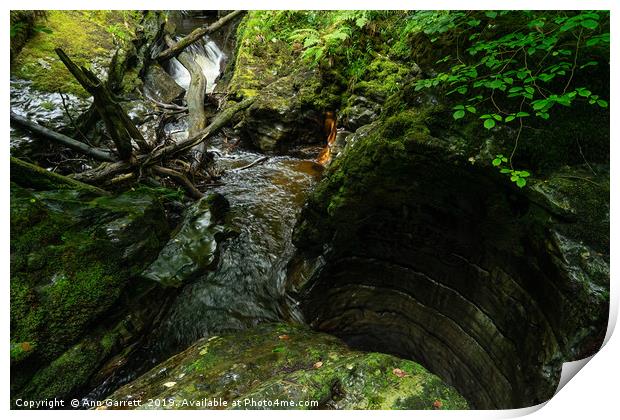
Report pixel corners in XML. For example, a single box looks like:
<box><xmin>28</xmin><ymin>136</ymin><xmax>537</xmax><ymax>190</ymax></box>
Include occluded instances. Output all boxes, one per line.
<box><xmin>10</xmin><ymin>182</ymin><xmax>170</xmax><ymax>403</ymax></box>
<box><xmin>107</xmin><ymin>323</ymin><xmax>468</xmax><ymax>410</ymax></box>
<box><xmin>340</xmin><ymin>96</ymin><xmax>381</xmax><ymax>131</ymax></box>
<box><xmin>290</xmin><ymin>109</ymin><xmax>609</xmax><ymax>409</ymax></box>
<box><xmin>329</xmin><ymin>130</ymin><xmax>352</xmax><ymax>161</ymax></box>
<box><xmin>143</xmin><ymin>194</ymin><xmax>231</xmax><ymax>288</ymax></box>
<box><xmin>227</xmin><ymin>14</ymin><xmax>340</xmax><ymax>153</ymax></box>
<box><xmin>237</xmin><ymin>71</ymin><xmax>324</xmax><ymax>153</ymax></box>
<box><xmin>143</xmin><ymin>63</ymin><xmax>185</xmax><ymax>104</ymax></box>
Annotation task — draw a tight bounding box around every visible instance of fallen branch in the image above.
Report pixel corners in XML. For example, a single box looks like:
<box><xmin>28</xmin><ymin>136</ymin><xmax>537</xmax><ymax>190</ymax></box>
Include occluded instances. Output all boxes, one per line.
<box><xmin>73</xmin><ymin>98</ymin><xmax>254</xmax><ymax>184</ymax></box>
<box><xmin>147</xmin><ymin>97</ymin><xmax>187</xmax><ymax>111</ymax></box>
<box><xmin>10</xmin><ymin>112</ymin><xmax>117</xmax><ymax>162</ymax></box>
<box><xmin>156</xmin><ymin>11</ymin><xmax>244</xmax><ymax>62</ymax></box>
<box><xmin>153</xmin><ymin>165</ymin><xmax>203</xmax><ymax>199</ymax></box>
<box><xmin>56</xmin><ymin>48</ymin><xmax>150</xmax><ymax>159</ymax></box>
<box><xmin>234</xmin><ymin>156</ymin><xmax>269</xmax><ymax>171</ymax></box>
<box><xmin>11</xmin><ymin>157</ymin><xmax>109</xmax><ymax>196</ymax></box>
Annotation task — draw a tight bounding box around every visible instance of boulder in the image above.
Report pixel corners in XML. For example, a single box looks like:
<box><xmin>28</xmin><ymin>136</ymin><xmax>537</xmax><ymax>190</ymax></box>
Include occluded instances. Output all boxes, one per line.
<box><xmin>239</xmin><ymin>71</ymin><xmax>325</xmax><ymax>152</ymax></box>
<box><xmin>107</xmin><ymin>323</ymin><xmax>468</xmax><ymax>410</ymax></box>
<box><xmin>340</xmin><ymin>95</ymin><xmax>381</xmax><ymax>131</ymax></box>
<box><xmin>143</xmin><ymin>64</ymin><xmax>185</xmax><ymax>104</ymax></box>
<box><xmin>143</xmin><ymin>193</ymin><xmax>231</xmax><ymax>288</ymax></box>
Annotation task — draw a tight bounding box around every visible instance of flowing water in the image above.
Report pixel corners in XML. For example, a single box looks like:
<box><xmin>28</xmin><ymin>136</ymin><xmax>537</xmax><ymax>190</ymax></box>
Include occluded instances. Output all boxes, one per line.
<box><xmin>80</xmin><ymin>18</ymin><xmax>319</xmax><ymax>399</ymax></box>
<box><xmin>141</xmin><ymin>21</ymin><xmax>322</xmax><ymax>359</ymax></box>
<box><xmin>165</xmin><ymin>36</ymin><xmax>226</xmax><ymax>93</ymax></box>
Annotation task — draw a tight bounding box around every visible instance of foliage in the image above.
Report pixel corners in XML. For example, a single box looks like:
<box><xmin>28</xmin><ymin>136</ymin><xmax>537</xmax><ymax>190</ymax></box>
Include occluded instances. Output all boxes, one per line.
<box><xmin>10</xmin><ymin>22</ymin><xmax>52</xmax><ymax>38</ymax></box>
<box><xmin>289</xmin><ymin>11</ymin><xmax>371</xmax><ymax>66</ymax></box>
<box><xmin>492</xmin><ymin>154</ymin><xmax>530</xmax><ymax>188</ymax></box>
<box><xmin>410</xmin><ymin>10</ymin><xmax>609</xmax><ymax>185</ymax></box>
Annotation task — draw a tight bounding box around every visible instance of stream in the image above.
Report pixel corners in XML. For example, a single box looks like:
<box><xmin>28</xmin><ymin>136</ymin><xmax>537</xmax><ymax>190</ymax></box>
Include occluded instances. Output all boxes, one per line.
<box><xmin>10</xmin><ymin>16</ymin><xmax>323</xmax><ymax>403</ymax></box>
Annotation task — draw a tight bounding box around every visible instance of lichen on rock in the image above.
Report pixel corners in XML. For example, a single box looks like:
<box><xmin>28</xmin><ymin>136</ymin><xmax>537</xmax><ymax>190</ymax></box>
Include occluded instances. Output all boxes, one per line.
<box><xmin>107</xmin><ymin>323</ymin><xmax>468</xmax><ymax>410</ymax></box>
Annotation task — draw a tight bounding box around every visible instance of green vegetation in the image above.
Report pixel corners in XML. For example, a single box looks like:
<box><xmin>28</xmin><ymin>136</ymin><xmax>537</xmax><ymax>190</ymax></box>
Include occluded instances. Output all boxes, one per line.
<box><xmin>107</xmin><ymin>323</ymin><xmax>468</xmax><ymax>409</ymax></box>
<box><xmin>11</xmin><ymin>10</ymin><xmax>141</xmax><ymax>96</ymax></box>
<box><xmin>238</xmin><ymin>10</ymin><xmax>609</xmax><ymax>186</ymax></box>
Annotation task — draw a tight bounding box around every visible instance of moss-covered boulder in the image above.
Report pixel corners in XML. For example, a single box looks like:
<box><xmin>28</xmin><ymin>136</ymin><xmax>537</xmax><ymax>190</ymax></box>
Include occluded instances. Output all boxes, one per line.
<box><xmin>107</xmin><ymin>323</ymin><xmax>468</xmax><ymax>410</ymax></box>
<box><xmin>227</xmin><ymin>12</ymin><xmax>339</xmax><ymax>153</ymax></box>
<box><xmin>11</xmin><ymin>10</ymin><xmax>142</xmax><ymax>97</ymax></box>
<box><xmin>10</xmin><ymin>181</ymin><xmax>170</xmax><ymax>402</ymax></box>
<box><xmin>289</xmin><ymin>105</ymin><xmax>609</xmax><ymax>408</ymax></box>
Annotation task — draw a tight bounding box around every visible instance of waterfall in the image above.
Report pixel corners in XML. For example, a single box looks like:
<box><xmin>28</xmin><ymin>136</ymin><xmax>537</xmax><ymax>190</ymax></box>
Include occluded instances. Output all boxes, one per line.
<box><xmin>165</xmin><ymin>35</ymin><xmax>226</xmax><ymax>93</ymax></box>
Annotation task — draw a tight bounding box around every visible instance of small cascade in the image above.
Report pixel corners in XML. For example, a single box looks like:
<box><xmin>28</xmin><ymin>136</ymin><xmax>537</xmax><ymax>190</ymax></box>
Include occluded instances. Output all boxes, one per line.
<box><xmin>165</xmin><ymin>35</ymin><xmax>226</xmax><ymax>93</ymax></box>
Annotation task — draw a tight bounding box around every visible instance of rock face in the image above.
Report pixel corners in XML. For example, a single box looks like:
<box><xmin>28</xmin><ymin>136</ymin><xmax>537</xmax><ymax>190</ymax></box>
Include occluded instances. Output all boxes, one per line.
<box><xmin>226</xmin><ymin>13</ymin><xmax>338</xmax><ymax>153</ymax></box>
<box><xmin>239</xmin><ymin>71</ymin><xmax>325</xmax><ymax>153</ymax></box>
<box><xmin>289</xmin><ymin>107</ymin><xmax>609</xmax><ymax>409</ymax></box>
<box><xmin>107</xmin><ymin>323</ymin><xmax>468</xmax><ymax>410</ymax></box>
<box><xmin>143</xmin><ymin>63</ymin><xmax>185</xmax><ymax>104</ymax></box>
<box><xmin>10</xmin><ymin>181</ymin><xmax>170</xmax><ymax>403</ymax></box>
<box><xmin>11</xmin><ymin>11</ymin><xmax>142</xmax><ymax>97</ymax></box>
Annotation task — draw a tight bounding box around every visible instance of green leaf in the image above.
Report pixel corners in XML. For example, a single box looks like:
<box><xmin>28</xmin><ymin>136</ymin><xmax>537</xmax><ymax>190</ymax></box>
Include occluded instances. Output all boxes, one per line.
<box><xmin>505</xmin><ymin>115</ymin><xmax>516</xmax><ymax>122</ymax></box>
<box><xmin>492</xmin><ymin>158</ymin><xmax>502</xmax><ymax>166</ymax></box>
<box><xmin>532</xmin><ymin>100</ymin><xmax>548</xmax><ymax>110</ymax></box>
<box><xmin>453</xmin><ymin>110</ymin><xmax>466</xmax><ymax>120</ymax></box>
<box><xmin>516</xmin><ymin>178</ymin><xmax>526</xmax><ymax>188</ymax></box>
<box><xmin>597</xmin><ymin>99</ymin><xmax>608</xmax><ymax>108</ymax></box>
<box><xmin>515</xmin><ymin>112</ymin><xmax>530</xmax><ymax>118</ymax></box>
<box><xmin>492</xmin><ymin>114</ymin><xmax>503</xmax><ymax>122</ymax></box>
<box><xmin>465</xmin><ymin>106</ymin><xmax>476</xmax><ymax>113</ymax></box>
<box><xmin>500</xmin><ymin>168</ymin><xmax>512</xmax><ymax>174</ymax></box>
<box><xmin>576</xmin><ymin>88</ymin><xmax>592</xmax><ymax>97</ymax></box>
<box><xmin>580</xmin><ymin>20</ymin><xmax>598</xmax><ymax>29</ymax></box>
<box><xmin>520</xmin><ymin>171</ymin><xmax>531</xmax><ymax>177</ymax></box>
<box><xmin>485</xmin><ymin>11</ymin><xmax>498</xmax><ymax>19</ymax></box>
<box><xmin>453</xmin><ymin>104</ymin><xmax>465</xmax><ymax>110</ymax></box>
<box><xmin>484</xmin><ymin>119</ymin><xmax>496</xmax><ymax>130</ymax></box>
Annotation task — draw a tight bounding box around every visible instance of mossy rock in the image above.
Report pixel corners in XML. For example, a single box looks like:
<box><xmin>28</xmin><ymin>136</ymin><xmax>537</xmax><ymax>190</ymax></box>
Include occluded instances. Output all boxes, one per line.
<box><xmin>228</xmin><ymin>12</ymin><xmax>342</xmax><ymax>152</ymax></box>
<box><xmin>107</xmin><ymin>323</ymin><xmax>468</xmax><ymax>410</ymax></box>
<box><xmin>11</xmin><ymin>10</ymin><xmax>141</xmax><ymax>97</ymax></box>
<box><xmin>10</xmin><ymin>183</ymin><xmax>170</xmax><ymax>400</ymax></box>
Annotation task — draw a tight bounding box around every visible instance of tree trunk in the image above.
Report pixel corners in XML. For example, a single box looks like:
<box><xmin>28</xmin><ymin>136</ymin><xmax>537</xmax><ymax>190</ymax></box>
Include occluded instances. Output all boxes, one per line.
<box><xmin>164</xmin><ymin>34</ymin><xmax>207</xmax><ymax>170</ymax></box>
<box><xmin>55</xmin><ymin>48</ymin><xmax>150</xmax><ymax>160</ymax></box>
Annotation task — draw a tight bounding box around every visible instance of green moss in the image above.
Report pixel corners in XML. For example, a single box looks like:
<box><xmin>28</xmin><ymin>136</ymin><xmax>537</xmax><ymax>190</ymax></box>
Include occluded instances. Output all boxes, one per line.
<box><xmin>10</xmin><ymin>183</ymin><xmax>169</xmax><ymax>398</ymax></box>
<box><xmin>11</xmin><ymin>10</ymin><xmax>140</xmax><ymax>96</ymax></box>
<box><xmin>108</xmin><ymin>323</ymin><xmax>468</xmax><ymax>409</ymax></box>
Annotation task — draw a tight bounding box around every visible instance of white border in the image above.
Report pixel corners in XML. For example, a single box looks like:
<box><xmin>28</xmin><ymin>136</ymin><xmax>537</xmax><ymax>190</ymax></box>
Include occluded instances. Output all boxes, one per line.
<box><xmin>2</xmin><ymin>1</ymin><xmax>618</xmax><ymax>419</ymax></box>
